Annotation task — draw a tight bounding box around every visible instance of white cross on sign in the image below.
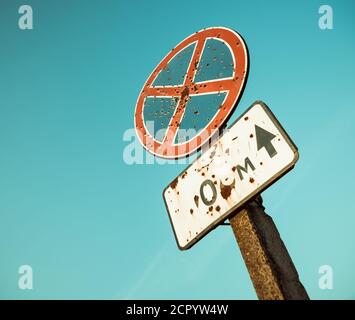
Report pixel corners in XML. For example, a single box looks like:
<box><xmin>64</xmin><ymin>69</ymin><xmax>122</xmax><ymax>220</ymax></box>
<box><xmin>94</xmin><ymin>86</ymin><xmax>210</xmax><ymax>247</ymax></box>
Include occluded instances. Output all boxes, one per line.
<box><xmin>163</xmin><ymin>101</ymin><xmax>299</xmax><ymax>250</ymax></box>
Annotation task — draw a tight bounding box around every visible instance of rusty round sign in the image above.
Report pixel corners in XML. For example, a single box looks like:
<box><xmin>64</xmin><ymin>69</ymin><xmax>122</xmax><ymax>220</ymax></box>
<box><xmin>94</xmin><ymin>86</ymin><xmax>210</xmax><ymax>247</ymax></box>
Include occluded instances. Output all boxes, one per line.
<box><xmin>134</xmin><ymin>27</ymin><xmax>249</xmax><ymax>159</ymax></box>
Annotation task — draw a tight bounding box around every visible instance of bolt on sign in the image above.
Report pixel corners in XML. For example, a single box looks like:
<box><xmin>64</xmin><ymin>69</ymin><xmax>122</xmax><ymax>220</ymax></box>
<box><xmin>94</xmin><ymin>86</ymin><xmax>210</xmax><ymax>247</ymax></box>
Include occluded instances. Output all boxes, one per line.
<box><xmin>163</xmin><ymin>101</ymin><xmax>298</xmax><ymax>249</ymax></box>
<box><xmin>134</xmin><ymin>27</ymin><xmax>248</xmax><ymax>158</ymax></box>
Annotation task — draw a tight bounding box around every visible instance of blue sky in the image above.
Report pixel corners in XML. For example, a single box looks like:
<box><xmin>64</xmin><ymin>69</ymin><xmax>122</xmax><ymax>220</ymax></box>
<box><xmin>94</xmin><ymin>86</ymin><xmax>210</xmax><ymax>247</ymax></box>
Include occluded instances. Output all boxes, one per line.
<box><xmin>0</xmin><ymin>0</ymin><xmax>354</xmax><ymax>299</ymax></box>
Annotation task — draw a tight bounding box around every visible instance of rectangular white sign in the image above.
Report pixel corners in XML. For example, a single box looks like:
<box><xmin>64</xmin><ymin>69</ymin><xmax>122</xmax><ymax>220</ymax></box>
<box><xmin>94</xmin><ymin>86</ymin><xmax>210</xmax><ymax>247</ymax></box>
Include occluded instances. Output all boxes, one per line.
<box><xmin>163</xmin><ymin>101</ymin><xmax>299</xmax><ymax>250</ymax></box>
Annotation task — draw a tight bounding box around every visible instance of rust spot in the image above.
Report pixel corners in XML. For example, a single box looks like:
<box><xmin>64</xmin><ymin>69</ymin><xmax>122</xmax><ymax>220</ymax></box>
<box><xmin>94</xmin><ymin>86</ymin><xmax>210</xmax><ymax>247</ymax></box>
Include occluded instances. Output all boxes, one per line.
<box><xmin>209</xmin><ymin>206</ymin><xmax>213</xmax><ymax>212</ymax></box>
<box><xmin>249</xmin><ymin>177</ymin><xmax>255</xmax><ymax>183</ymax></box>
<box><xmin>214</xmin><ymin>181</ymin><xmax>217</xmax><ymax>185</ymax></box>
<box><xmin>216</xmin><ymin>205</ymin><xmax>221</xmax><ymax>212</ymax></box>
<box><xmin>181</xmin><ymin>86</ymin><xmax>189</xmax><ymax>100</ymax></box>
<box><xmin>260</xmin><ymin>162</ymin><xmax>263</xmax><ymax>166</ymax></box>
<box><xmin>181</xmin><ymin>171</ymin><xmax>187</xmax><ymax>179</ymax></box>
<box><xmin>190</xmin><ymin>209</ymin><xmax>193</xmax><ymax>214</ymax></box>
<box><xmin>232</xmin><ymin>166</ymin><xmax>237</xmax><ymax>172</ymax></box>
<box><xmin>225</xmin><ymin>148</ymin><xmax>230</xmax><ymax>154</ymax></box>
<box><xmin>250</xmin><ymin>134</ymin><xmax>254</xmax><ymax>138</ymax></box>
<box><xmin>244</xmin><ymin>116</ymin><xmax>249</xmax><ymax>121</ymax></box>
<box><xmin>212</xmin><ymin>174</ymin><xmax>215</xmax><ymax>178</ymax></box>
<box><xmin>194</xmin><ymin>195</ymin><xmax>199</xmax><ymax>207</ymax></box>
<box><xmin>220</xmin><ymin>179</ymin><xmax>235</xmax><ymax>200</ymax></box>
<box><xmin>201</xmin><ymin>172</ymin><xmax>205</xmax><ymax>176</ymax></box>
<box><xmin>170</xmin><ymin>177</ymin><xmax>178</xmax><ymax>189</ymax></box>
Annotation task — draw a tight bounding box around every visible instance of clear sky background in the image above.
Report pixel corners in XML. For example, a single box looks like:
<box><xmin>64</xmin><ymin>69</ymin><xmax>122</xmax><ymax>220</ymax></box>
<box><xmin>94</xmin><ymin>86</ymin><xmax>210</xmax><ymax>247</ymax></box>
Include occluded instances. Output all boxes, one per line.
<box><xmin>0</xmin><ymin>0</ymin><xmax>354</xmax><ymax>299</ymax></box>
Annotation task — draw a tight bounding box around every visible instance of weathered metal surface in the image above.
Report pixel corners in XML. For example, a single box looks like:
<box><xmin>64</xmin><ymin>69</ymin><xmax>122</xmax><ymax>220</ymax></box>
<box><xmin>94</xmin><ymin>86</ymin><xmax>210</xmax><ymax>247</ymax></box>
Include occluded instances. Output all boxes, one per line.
<box><xmin>163</xmin><ymin>101</ymin><xmax>298</xmax><ymax>250</ymax></box>
<box><xmin>229</xmin><ymin>196</ymin><xmax>309</xmax><ymax>300</ymax></box>
<box><xmin>135</xmin><ymin>27</ymin><xmax>249</xmax><ymax>159</ymax></box>
<box><xmin>229</xmin><ymin>207</ymin><xmax>284</xmax><ymax>299</ymax></box>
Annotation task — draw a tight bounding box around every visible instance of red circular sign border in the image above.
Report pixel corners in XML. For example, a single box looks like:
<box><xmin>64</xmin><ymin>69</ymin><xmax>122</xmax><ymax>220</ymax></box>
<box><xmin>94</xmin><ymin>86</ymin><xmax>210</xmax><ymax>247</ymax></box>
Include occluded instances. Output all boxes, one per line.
<box><xmin>134</xmin><ymin>27</ymin><xmax>249</xmax><ymax>159</ymax></box>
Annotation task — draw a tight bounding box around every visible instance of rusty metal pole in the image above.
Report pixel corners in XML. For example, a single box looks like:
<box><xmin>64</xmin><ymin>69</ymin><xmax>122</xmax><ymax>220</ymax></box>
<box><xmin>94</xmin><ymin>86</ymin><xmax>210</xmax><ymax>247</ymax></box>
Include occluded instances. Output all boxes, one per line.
<box><xmin>229</xmin><ymin>195</ymin><xmax>309</xmax><ymax>300</ymax></box>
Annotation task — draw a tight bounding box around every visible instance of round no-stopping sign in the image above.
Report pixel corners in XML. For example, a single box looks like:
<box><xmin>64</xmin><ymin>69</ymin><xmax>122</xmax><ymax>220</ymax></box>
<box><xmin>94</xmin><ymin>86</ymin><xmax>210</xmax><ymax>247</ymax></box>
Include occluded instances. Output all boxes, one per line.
<box><xmin>134</xmin><ymin>27</ymin><xmax>249</xmax><ymax>159</ymax></box>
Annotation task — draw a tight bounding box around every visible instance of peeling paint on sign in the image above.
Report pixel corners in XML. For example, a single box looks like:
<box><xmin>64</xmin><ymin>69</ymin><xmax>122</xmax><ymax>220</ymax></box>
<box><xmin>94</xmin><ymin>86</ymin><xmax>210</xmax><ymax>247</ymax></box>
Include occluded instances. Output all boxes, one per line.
<box><xmin>163</xmin><ymin>101</ymin><xmax>298</xmax><ymax>250</ymax></box>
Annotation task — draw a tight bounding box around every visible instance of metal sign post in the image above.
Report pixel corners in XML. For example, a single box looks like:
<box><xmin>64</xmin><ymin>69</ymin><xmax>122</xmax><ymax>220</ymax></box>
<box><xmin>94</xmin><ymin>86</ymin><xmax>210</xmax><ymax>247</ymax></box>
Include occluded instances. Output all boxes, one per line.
<box><xmin>229</xmin><ymin>196</ymin><xmax>309</xmax><ymax>300</ymax></box>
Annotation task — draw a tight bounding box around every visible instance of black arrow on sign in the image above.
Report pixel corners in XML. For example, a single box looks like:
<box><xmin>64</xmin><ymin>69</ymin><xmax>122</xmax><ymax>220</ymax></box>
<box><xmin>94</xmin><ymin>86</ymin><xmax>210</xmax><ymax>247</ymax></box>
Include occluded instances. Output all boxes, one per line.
<box><xmin>255</xmin><ymin>125</ymin><xmax>277</xmax><ymax>158</ymax></box>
